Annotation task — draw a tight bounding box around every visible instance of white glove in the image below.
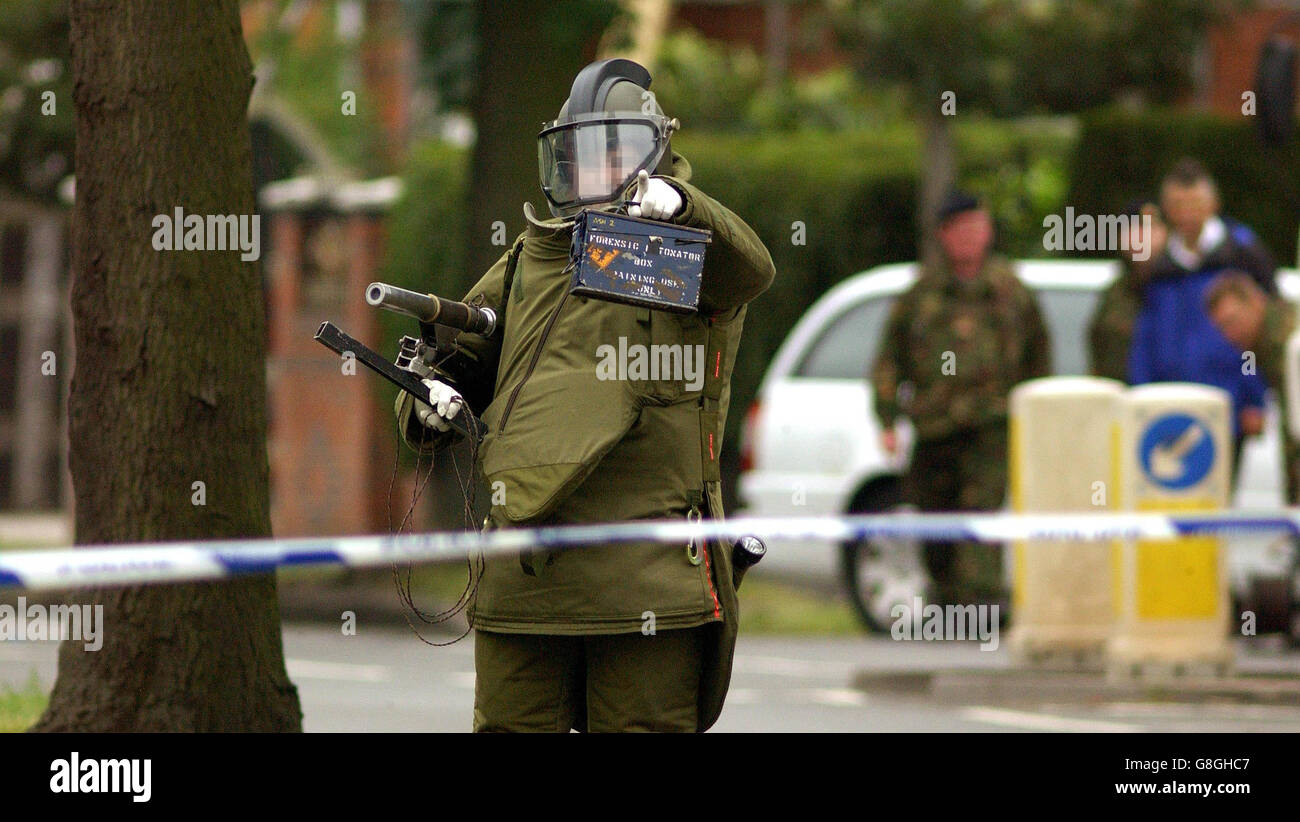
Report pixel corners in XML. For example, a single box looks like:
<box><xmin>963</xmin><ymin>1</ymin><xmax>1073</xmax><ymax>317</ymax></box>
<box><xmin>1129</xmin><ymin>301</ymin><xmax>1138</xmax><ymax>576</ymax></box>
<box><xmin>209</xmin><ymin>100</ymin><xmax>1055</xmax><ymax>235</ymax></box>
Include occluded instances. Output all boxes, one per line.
<box><xmin>413</xmin><ymin>378</ymin><xmax>463</xmax><ymax>432</ymax></box>
<box><xmin>627</xmin><ymin>169</ymin><xmax>682</xmax><ymax>221</ymax></box>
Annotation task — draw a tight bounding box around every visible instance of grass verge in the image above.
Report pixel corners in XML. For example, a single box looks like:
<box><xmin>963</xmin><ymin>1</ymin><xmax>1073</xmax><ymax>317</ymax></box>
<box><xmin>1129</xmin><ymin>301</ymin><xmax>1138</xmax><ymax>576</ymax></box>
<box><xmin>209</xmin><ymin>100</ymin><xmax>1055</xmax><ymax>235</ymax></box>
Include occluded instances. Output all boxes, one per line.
<box><xmin>737</xmin><ymin>577</ymin><xmax>860</xmax><ymax>635</ymax></box>
<box><xmin>0</xmin><ymin>672</ymin><xmax>47</xmax><ymax>733</ymax></box>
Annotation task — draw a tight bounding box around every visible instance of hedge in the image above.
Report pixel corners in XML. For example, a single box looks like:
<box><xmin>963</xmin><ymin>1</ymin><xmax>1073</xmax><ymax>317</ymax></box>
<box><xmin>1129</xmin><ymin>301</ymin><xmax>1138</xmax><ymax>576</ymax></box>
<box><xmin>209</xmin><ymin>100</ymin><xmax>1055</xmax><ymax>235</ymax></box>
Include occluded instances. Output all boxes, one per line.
<box><xmin>1065</xmin><ymin>107</ymin><xmax>1300</xmax><ymax>268</ymax></box>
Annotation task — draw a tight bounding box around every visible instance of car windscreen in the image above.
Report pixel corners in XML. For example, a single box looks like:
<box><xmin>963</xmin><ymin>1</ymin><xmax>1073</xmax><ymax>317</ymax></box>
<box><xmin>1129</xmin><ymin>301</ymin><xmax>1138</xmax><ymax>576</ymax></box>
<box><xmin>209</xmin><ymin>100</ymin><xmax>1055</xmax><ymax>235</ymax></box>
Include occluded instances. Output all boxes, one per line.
<box><xmin>1033</xmin><ymin>287</ymin><xmax>1099</xmax><ymax>376</ymax></box>
<box><xmin>792</xmin><ymin>286</ymin><xmax>1101</xmax><ymax>381</ymax></box>
<box><xmin>794</xmin><ymin>297</ymin><xmax>897</xmax><ymax>380</ymax></box>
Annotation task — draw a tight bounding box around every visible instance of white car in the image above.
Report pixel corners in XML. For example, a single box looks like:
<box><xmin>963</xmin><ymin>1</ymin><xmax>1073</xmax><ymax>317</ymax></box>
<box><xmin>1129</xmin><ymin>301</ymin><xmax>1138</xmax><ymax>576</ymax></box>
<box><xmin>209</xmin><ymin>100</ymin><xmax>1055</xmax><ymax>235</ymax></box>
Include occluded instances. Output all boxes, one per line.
<box><xmin>738</xmin><ymin>259</ymin><xmax>1300</xmax><ymax>635</ymax></box>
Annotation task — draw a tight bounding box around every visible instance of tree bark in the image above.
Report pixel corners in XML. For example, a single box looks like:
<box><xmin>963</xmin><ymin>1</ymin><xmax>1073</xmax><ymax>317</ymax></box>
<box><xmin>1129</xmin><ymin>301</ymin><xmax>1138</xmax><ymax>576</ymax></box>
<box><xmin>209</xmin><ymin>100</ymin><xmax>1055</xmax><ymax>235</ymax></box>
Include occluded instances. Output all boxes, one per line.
<box><xmin>918</xmin><ymin>103</ymin><xmax>955</xmax><ymax>272</ymax></box>
<box><xmin>33</xmin><ymin>0</ymin><xmax>301</xmax><ymax>732</ymax></box>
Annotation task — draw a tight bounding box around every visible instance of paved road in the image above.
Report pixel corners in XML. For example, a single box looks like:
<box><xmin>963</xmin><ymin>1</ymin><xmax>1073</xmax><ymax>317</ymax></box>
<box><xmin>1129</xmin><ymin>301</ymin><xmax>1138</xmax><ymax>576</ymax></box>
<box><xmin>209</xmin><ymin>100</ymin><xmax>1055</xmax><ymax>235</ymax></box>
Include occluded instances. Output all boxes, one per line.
<box><xmin>4</xmin><ymin>626</ymin><xmax>1300</xmax><ymax>731</ymax></box>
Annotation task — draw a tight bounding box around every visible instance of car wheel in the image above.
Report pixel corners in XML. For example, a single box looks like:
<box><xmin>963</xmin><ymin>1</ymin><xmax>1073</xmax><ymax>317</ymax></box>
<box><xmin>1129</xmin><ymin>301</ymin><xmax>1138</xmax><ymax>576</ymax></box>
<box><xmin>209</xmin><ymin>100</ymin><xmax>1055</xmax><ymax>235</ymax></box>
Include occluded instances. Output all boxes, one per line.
<box><xmin>840</xmin><ymin>490</ymin><xmax>933</xmax><ymax>633</ymax></box>
<box><xmin>1249</xmin><ymin>577</ymin><xmax>1292</xmax><ymax>635</ymax></box>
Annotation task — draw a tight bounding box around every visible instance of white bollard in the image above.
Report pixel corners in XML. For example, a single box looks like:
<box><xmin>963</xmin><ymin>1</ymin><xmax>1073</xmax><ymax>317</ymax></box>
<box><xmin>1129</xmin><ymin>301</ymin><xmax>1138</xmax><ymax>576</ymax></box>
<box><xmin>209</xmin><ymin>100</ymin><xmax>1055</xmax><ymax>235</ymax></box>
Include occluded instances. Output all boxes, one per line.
<box><xmin>1108</xmin><ymin>383</ymin><xmax>1234</xmax><ymax>678</ymax></box>
<box><xmin>1008</xmin><ymin>377</ymin><xmax>1125</xmax><ymax>667</ymax></box>
<box><xmin>1284</xmin><ymin>322</ymin><xmax>1300</xmax><ymax>440</ymax></box>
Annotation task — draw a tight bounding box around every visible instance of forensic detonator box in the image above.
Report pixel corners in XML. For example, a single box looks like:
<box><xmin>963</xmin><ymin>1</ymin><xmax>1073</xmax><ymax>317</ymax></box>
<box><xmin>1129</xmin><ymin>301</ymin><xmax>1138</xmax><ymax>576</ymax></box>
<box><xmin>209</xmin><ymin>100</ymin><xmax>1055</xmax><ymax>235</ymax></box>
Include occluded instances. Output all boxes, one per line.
<box><xmin>569</xmin><ymin>209</ymin><xmax>711</xmax><ymax>314</ymax></box>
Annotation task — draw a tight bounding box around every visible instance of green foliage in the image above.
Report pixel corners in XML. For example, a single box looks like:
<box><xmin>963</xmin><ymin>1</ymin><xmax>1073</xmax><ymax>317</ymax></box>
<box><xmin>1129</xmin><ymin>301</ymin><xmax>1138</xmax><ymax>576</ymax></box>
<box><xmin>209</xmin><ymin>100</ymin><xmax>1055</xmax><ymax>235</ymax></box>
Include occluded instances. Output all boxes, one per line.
<box><xmin>652</xmin><ymin>31</ymin><xmax>908</xmax><ymax>134</ymax></box>
<box><xmin>1001</xmin><ymin>0</ymin><xmax>1225</xmax><ymax>112</ymax></box>
<box><xmin>382</xmin><ymin>141</ymin><xmax>470</xmax><ymax>295</ymax></box>
<box><xmin>833</xmin><ymin>0</ymin><xmax>1233</xmax><ymax>115</ymax></box>
<box><xmin>0</xmin><ymin>0</ymin><xmax>71</xmax><ymax>201</ymax></box>
<box><xmin>412</xmin><ymin>0</ymin><xmax>478</xmax><ymax>112</ymax></box>
<box><xmin>0</xmin><ymin>671</ymin><xmax>47</xmax><ymax>733</ymax></box>
<box><xmin>736</xmin><ymin>577</ymin><xmax>858</xmax><ymax>635</ymax></box>
<box><xmin>959</xmin><ymin>117</ymin><xmax>1076</xmax><ymax>255</ymax></box>
<box><xmin>652</xmin><ymin>29</ymin><xmax>767</xmax><ymax>131</ymax></box>
<box><xmin>834</xmin><ymin>0</ymin><xmax>1006</xmax><ymax>103</ymax></box>
<box><xmin>1066</xmin><ymin>107</ymin><xmax>1300</xmax><ymax>267</ymax></box>
<box><xmin>248</xmin><ymin>7</ymin><xmax>387</xmax><ymax>175</ymax></box>
<box><xmin>412</xmin><ymin>0</ymin><xmax>623</xmax><ymax>115</ymax></box>
<box><xmin>378</xmin><ymin>139</ymin><xmax>471</xmax><ymax>356</ymax></box>
<box><xmin>747</xmin><ymin>68</ymin><xmax>911</xmax><ymax>133</ymax></box>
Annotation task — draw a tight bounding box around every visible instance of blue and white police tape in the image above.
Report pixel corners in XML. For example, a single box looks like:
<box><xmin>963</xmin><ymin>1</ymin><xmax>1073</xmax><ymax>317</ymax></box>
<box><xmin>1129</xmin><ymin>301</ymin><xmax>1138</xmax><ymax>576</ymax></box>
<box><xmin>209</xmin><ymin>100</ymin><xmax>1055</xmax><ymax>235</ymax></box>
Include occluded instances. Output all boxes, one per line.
<box><xmin>1</xmin><ymin>509</ymin><xmax>1298</xmax><ymax>591</ymax></box>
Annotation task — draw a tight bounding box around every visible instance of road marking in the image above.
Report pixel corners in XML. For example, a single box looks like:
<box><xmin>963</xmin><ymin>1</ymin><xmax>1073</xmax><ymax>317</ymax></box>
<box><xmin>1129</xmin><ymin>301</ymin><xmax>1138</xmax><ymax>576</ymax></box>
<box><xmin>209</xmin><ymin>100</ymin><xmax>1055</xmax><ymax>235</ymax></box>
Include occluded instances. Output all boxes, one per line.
<box><xmin>960</xmin><ymin>706</ymin><xmax>1139</xmax><ymax>733</ymax></box>
<box><xmin>447</xmin><ymin>671</ymin><xmax>477</xmax><ymax>689</ymax></box>
<box><xmin>733</xmin><ymin>656</ymin><xmax>812</xmax><ymax>676</ymax></box>
<box><xmin>716</xmin><ymin>688</ymin><xmax>866</xmax><ymax>707</ymax></box>
<box><xmin>733</xmin><ymin>654</ymin><xmax>856</xmax><ymax>677</ymax></box>
<box><xmin>724</xmin><ymin>688</ymin><xmax>760</xmax><ymax>705</ymax></box>
<box><xmin>286</xmin><ymin>658</ymin><xmax>390</xmax><ymax>683</ymax></box>
<box><xmin>804</xmin><ymin>687</ymin><xmax>869</xmax><ymax>707</ymax></box>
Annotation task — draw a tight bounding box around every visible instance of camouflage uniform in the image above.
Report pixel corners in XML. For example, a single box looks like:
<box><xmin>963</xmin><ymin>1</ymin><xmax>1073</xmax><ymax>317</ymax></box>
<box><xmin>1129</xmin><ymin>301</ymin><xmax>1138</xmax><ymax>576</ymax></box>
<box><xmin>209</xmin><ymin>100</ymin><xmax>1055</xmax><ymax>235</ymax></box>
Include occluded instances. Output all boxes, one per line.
<box><xmin>1252</xmin><ymin>300</ymin><xmax>1297</xmax><ymax>403</ymax></box>
<box><xmin>871</xmin><ymin>255</ymin><xmax>1052</xmax><ymax>604</ymax></box>
<box><xmin>1088</xmin><ymin>259</ymin><xmax>1145</xmax><ymax>382</ymax></box>
<box><xmin>1250</xmin><ymin>299</ymin><xmax>1300</xmax><ymax>503</ymax></box>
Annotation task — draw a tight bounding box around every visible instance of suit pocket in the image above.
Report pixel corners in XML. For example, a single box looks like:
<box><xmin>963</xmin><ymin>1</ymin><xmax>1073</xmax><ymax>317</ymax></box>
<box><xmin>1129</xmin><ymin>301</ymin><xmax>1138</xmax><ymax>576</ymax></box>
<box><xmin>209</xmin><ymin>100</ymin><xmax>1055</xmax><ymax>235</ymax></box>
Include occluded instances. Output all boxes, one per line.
<box><xmin>634</xmin><ymin>308</ymin><xmax>698</xmax><ymax>402</ymax></box>
<box><xmin>480</xmin><ymin>371</ymin><xmax>640</xmax><ymax>523</ymax></box>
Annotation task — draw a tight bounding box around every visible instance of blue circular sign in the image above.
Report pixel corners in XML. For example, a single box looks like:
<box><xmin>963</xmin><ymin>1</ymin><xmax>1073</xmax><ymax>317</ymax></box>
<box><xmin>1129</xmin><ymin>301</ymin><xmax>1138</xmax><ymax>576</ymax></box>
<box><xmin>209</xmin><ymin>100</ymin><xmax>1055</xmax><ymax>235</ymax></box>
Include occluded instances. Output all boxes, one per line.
<box><xmin>1138</xmin><ymin>413</ymin><xmax>1216</xmax><ymax>490</ymax></box>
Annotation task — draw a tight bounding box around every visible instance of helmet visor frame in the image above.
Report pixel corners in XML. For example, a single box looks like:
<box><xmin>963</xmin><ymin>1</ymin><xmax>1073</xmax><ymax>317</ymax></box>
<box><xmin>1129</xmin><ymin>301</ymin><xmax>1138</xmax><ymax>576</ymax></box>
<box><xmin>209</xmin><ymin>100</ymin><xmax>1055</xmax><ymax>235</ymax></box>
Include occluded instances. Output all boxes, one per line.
<box><xmin>537</xmin><ymin>112</ymin><xmax>674</xmax><ymax>213</ymax></box>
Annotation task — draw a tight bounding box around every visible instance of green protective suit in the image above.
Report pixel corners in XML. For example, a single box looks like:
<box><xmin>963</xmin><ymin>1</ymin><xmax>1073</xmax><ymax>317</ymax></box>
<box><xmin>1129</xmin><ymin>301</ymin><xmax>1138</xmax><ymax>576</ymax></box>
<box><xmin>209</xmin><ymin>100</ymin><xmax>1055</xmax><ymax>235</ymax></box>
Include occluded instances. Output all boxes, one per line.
<box><xmin>1251</xmin><ymin>298</ymin><xmax>1297</xmax><ymax>405</ymax></box>
<box><xmin>395</xmin><ymin>152</ymin><xmax>775</xmax><ymax>731</ymax></box>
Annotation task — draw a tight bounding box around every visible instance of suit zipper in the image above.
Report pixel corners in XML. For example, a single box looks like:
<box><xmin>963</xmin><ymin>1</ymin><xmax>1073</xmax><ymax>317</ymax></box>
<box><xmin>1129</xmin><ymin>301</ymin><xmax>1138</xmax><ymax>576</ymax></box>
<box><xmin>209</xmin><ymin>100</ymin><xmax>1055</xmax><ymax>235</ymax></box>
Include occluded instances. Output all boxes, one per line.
<box><xmin>497</xmin><ymin>288</ymin><xmax>571</xmax><ymax>434</ymax></box>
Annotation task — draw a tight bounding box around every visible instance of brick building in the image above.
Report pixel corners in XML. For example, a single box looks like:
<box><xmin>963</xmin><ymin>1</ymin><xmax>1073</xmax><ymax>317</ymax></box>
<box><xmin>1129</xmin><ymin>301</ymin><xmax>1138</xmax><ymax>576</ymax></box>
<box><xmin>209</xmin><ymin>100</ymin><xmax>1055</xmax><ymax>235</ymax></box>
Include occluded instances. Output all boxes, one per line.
<box><xmin>259</xmin><ymin>176</ymin><xmax>418</xmax><ymax>537</ymax></box>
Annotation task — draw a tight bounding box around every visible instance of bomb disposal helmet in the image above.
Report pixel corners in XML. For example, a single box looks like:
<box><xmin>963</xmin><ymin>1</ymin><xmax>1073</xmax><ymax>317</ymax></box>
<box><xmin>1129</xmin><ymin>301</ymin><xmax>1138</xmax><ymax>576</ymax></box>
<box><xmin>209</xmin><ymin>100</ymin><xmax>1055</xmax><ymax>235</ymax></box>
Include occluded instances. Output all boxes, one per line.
<box><xmin>538</xmin><ymin>58</ymin><xmax>677</xmax><ymax>217</ymax></box>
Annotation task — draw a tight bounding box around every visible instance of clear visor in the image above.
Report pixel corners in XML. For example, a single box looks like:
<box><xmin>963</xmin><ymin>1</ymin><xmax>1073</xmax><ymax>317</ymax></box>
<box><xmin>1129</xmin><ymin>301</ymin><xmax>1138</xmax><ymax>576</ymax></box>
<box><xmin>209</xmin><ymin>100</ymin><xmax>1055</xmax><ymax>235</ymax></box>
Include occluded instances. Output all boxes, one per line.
<box><xmin>538</xmin><ymin>117</ymin><xmax>667</xmax><ymax>211</ymax></box>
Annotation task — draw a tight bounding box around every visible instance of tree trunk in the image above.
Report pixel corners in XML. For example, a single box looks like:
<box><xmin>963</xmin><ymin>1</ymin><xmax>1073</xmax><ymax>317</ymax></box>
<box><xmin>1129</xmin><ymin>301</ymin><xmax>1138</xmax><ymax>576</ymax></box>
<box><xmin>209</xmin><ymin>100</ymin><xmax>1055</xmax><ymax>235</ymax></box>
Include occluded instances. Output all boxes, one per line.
<box><xmin>463</xmin><ymin>0</ymin><xmax>617</xmax><ymax>279</ymax></box>
<box><xmin>622</xmin><ymin>0</ymin><xmax>675</xmax><ymax>71</ymax></box>
<box><xmin>918</xmin><ymin>100</ymin><xmax>955</xmax><ymax>271</ymax></box>
<box><xmin>33</xmin><ymin>0</ymin><xmax>301</xmax><ymax>732</ymax></box>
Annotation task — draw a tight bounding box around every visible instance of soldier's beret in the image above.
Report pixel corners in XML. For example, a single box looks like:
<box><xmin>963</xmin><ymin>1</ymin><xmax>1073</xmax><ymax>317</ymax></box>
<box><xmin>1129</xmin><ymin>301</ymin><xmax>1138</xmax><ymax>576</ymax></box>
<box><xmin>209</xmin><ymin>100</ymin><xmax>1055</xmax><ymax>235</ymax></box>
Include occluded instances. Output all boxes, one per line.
<box><xmin>938</xmin><ymin>190</ymin><xmax>981</xmax><ymax>222</ymax></box>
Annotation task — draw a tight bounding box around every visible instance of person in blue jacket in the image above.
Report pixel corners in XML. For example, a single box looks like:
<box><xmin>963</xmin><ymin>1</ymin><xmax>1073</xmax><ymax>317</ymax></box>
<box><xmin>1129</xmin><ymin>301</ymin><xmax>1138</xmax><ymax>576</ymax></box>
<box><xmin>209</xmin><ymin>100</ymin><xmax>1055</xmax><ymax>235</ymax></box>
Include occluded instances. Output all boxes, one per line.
<box><xmin>1129</xmin><ymin>158</ymin><xmax>1278</xmax><ymax>476</ymax></box>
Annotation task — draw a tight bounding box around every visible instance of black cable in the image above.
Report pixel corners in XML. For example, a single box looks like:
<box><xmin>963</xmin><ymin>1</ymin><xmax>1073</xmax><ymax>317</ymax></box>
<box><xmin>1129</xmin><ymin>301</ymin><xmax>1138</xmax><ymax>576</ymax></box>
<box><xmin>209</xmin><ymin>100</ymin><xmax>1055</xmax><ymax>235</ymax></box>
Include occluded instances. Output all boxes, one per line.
<box><xmin>388</xmin><ymin>399</ymin><xmax>483</xmax><ymax>647</ymax></box>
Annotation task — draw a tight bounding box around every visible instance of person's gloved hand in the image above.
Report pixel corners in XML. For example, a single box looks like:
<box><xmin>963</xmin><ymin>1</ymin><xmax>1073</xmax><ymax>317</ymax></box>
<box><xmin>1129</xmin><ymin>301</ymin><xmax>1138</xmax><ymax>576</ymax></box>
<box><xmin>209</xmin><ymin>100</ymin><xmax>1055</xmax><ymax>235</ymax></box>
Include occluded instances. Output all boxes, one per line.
<box><xmin>627</xmin><ymin>169</ymin><xmax>682</xmax><ymax>221</ymax></box>
<box><xmin>413</xmin><ymin>378</ymin><xmax>463</xmax><ymax>432</ymax></box>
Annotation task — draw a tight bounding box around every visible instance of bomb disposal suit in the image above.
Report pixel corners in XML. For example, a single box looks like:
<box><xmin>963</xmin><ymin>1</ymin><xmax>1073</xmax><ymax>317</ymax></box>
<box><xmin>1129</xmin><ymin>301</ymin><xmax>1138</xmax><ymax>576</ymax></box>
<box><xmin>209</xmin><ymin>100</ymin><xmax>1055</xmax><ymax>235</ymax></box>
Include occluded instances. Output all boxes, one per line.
<box><xmin>394</xmin><ymin>59</ymin><xmax>775</xmax><ymax>732</ymax></box>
